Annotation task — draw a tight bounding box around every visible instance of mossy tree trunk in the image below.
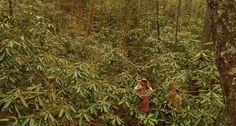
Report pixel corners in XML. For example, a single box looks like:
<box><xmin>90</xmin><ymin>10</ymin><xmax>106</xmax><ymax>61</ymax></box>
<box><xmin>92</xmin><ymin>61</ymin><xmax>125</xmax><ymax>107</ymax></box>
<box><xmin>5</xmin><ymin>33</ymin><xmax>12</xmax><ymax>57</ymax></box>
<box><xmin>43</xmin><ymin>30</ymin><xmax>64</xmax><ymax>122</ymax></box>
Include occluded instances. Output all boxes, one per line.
<box><xmin>210</xmin><ymin>0</ymin><xmax>236</xmax><ymax>125</ymax></box>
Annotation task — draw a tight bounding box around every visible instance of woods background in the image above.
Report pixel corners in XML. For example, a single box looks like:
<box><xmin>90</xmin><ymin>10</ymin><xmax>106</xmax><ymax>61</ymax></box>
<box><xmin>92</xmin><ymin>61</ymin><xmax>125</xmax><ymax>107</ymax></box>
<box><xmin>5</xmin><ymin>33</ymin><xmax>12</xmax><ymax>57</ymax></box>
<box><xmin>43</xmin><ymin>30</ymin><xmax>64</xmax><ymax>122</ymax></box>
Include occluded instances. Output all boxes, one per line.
<box><xmin>0</xmin><ymin>0</ymin><xmax>235</xmax><ymax>126</ymax></box>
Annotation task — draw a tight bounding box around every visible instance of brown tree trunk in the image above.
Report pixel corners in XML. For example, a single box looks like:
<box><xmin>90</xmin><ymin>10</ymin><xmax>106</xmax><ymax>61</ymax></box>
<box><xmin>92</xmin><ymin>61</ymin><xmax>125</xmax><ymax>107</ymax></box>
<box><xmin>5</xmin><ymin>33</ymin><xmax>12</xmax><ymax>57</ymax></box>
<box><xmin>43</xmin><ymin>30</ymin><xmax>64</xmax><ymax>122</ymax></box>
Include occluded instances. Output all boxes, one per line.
<box><xmin>162</xmin><ymin>0</ymin><xmax>168</xmax><ymax>11</ymax></box>
<box><xmin>87</xmin><ymin>0</ymin><xmax>94</xmax><ymax>36</ymax></box>
<box><xmin>187</xmin><ymin>0</ymin><xmax>192</xmax><ymax>15</ymax></box>
<box><xmin>75</xmin><ymin>0</ymin><xmax>83</xmax><ymax>31</ymax></box>
<box><xmin>8</xmin><ymin>0</ymin><xmax>13</xmax><ymax>17</ymax></box>
<box><xmin>123</xmin><ymin>0</ymin><xmax>130</xmax><ymax>29</ymax></box>
<box><xmin>210</xmin><ymin>0</ymin><xmax>236</xmax><ymax>125</ymax></box>
<box><xmin>156</xmin><ymin>0</ymin><xmax>160</xmax><ymax>39</ymax></box>
<box><xmin>54</xmin><ymin>0</ymin><xmax>60</xmax><ymax>33</ymax></box>
<box><xmin>135</xmin><ymin>0</ymin><xmax>141</xmax><ymax>28</ymax></box>
<box><xmin>201</xmin><ymin>0</ymin><xmax>212</xmax><ymax>50</ymax></box>
<box><xmin>175</xmin><ymin>0</ymin><xmax>181</xmax><ymax>43</ymax></box>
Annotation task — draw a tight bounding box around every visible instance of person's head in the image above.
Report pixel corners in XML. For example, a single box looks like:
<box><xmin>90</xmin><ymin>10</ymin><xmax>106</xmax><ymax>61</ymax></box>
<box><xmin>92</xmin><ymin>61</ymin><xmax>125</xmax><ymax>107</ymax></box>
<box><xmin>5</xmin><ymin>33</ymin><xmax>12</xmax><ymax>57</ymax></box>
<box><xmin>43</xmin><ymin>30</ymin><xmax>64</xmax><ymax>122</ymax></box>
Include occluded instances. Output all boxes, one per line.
<box><xmin>139</xmin><ymin>78</ymin><xmax>149</xmax><ymax>90</ymax></box>
<box><xmin>134</xmin><ymin>78</ymin><xmax>151</xmax><ymax>92</ymax></box>
<box><xmin>169</xmin><ymin>85</ymin><xmax>180</xmax><ymax>93</ymax></box>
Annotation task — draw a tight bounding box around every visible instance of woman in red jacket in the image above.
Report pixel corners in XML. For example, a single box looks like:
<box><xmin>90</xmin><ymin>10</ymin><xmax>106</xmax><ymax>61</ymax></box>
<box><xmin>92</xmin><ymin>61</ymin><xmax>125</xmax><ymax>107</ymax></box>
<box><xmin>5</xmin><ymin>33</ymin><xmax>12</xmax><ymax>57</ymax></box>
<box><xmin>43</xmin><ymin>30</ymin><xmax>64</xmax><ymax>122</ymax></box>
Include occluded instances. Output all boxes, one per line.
<box><xmin>132</xmin><ymin>78</ymin><xmax>153</xmax><ymax>113</ymax></box>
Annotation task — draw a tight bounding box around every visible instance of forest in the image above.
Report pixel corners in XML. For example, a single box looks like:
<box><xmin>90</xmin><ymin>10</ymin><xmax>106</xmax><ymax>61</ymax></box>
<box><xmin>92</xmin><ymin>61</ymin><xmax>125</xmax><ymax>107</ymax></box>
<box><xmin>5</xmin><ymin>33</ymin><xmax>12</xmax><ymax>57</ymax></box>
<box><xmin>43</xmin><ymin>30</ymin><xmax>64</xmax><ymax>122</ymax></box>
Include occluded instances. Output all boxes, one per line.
<box><xmin>0</xmin><ymin>0</ymin><xmax>236</xmax><ymax>126</ymax></box>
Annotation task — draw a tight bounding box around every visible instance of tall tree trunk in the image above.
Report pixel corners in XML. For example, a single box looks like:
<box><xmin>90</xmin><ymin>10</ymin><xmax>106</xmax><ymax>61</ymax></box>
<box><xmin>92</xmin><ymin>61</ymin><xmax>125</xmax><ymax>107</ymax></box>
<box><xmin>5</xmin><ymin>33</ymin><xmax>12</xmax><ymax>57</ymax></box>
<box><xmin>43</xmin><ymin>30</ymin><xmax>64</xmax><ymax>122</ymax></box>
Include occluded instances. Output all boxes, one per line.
<box><xmin>75</xmin><ymin>0</ymin><xmax>83</xmax><ymax>31</ymax></box>
<box><xmin>136</xmin><ymin>0</ymin><xmax>140</xmax><ymax>28</ymax></box>
<box><xmin>187</xmin><ymin>0</ymin><xmax>192</xmax><ymax>15</ymax></box>
<box><xmin>175</xmin><ymin>0</ymin><xmax>181</xmax><ymax>43</ymax></box>
<box><xmin>54</xmin><ymin>0</ymin><xmax>60</xmax><ymax>33</ymax></box>
<box><xmin>201</xmin><ymin>0</ymin><xmax>212</xmax><ymax>49</ymax></box>
<box><xmin>156</xmin><ymin>0</ymin><xmax>160</xmax><ymax>39</ymax></box>
<box><xmin>8</xmin><ymin>0</ymin><xmax>13</xmax><ymax>17</ymax></box>
<box><xmin>210</xmin><ymin>0</ymin><xmax>236</xmax><ymax>125</ymax></box>
<box><xmin>87</xmin><ymin>0</ymin><xmax>94</xmax><ymax>36</ymax></box>
<box><xmin>123</xmin><ymin>0</ymin><xmax>130</xmax><ymax>29</ymax></box>
<box><xmin>198</xmin><ymin>1</ymin><xmax>205</xmax><ymax>18</ymax></box>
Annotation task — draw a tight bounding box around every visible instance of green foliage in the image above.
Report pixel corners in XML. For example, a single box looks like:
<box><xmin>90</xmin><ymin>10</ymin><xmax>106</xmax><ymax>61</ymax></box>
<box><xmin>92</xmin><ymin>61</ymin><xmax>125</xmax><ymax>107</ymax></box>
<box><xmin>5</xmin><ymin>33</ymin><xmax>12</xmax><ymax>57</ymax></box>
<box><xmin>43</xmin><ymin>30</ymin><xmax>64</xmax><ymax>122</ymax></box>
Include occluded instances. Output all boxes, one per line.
<box><xmin>0</xmin><ymin>0</ymin><xmax>223</xmax><ymax>126</ymax></box>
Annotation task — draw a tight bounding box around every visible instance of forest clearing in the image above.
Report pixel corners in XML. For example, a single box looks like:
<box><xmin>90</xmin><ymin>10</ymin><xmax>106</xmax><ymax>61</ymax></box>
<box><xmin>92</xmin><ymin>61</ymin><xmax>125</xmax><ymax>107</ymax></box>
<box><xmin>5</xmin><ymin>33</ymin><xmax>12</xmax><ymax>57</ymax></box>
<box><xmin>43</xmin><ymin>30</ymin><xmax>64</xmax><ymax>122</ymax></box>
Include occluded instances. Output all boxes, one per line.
<box><xmin>0</xmin><ymin>0</ymin><xmax>236</xmax><ymax>126</ymax></box>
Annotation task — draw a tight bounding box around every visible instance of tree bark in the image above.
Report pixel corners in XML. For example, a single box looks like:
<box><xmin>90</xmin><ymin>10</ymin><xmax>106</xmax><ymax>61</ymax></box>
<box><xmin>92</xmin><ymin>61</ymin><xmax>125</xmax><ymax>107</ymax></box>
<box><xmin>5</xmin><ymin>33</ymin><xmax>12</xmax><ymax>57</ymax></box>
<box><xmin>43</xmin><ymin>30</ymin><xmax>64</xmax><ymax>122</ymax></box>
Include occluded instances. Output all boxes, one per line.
<box><xmin>54</xmin><ymin>0</ymin><xmax>60</xmax><ymax>33</ymax></box>
<box><xmin>134</xmin><ymin>0</ymin><xmax>140</xmax><ymax>28</ymax></box>
<box><xmin>175</xmin><ymin>0</ymin><xmax>181</xmax><ymax>43</ymax></box>
<box><xmin>201</xmin><ymin>0</ymin><xmax>212</xmax><ymax>49</ymax></box>
<box><xmin>210</xmin><ymin>0</ymin><xmax>236</xmax><ymax>125</ymax></box>
<box><xmin>187</xmin><ymin>0</ymin><xmax>192</xmax><ymax>15</ymax></box>
<box><xmin>156</xmin><ymin>0</ymin><xmax>160</xmax><ymax>39</ymax></box>
<box><xmin>75</xmin><ymin>0</ymin><xmax>83</xmax><ymax>31</ymax></box>
<box><xmin>87</xmin><ymin>0</ymin><xmax>94</xmax><ymax>36</ymax></box>
<box><xmin>123</xmin><ymin>0</ymin><xmax>130</xmax><ymax>29</ymax></box>
<box><xmin>8</xmin><ymin>0</ymin><xmax>13</xmax><ymax>17</ymax></box>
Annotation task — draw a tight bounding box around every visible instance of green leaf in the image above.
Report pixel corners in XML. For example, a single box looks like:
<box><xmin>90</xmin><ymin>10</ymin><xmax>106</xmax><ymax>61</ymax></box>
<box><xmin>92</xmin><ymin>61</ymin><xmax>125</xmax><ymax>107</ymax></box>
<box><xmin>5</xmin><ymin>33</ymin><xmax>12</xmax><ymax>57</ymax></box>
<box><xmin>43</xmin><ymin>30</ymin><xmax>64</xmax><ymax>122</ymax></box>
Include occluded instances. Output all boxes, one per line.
<box><xmin>232</xmin><ymin>67</ymin><xmax>236</xmax><ymax>74</ymax></box>
<box><xmin>20</xmin><ymin>96</ymin><xmax>28</xmax><ymax>108</ymax></box>
<box><xmin>79</xmin><ymin>117</ymin><xmax>83</xmax><ymax>126</ymax></box>
<box><xmin>2</xmin><ymin>98</ymin><xmax>12</xmax><ymax>111</ymax></box>
<box><xmin>58</xmin><ymin>109</ymin><xmax>64</xmax><ymax>118</ymax></box>
<box><xmin>0</xmin><ymin>118</ymin><xmax>9</xmax><ymax>122</ymax></box>
<box><xmin>44</xmin><ymin>113</ymin><xmax>48</xmax><ymax>121</ymax></box>
<box><xmin>171</xmin><ymin>123</ymin><xmax>176</xmax><ymax>126</ymax></box>
<box><xmin>10</xmin><ymin>119</ymin><xmax>19</xmax><ymax>126</ymax></box>
<box><xmin>14</xmin><ymin>105</ymin><xmax>21</xmax><ymax>118</ymax></box>
<box><xmin>193</xmin><ymin>118</ymin><xmax>201</xmax><ymax>126</ymax></box>
<box><xmin>5</xmin><ymin>48</ymin><xmax>12</xmax><ymax>57</ymax></box>
<box><xmin>49</xmin><ymin>113</ymin><xmax>56</xmax><ymax>122</ymax></box>
<box><xmin>148</xmin><ymin>120</ymin><xmax>155</xmax><ymax>126</ymax></box>
<box><xmin>111</xmin><ymin>119</ymin><xmax>116</xmax><ymax>125</ymax></box>
<box><xmin>22</xmin><ymin>118</ymin><xmax>30</xmax><ymax>126</ymax></box>
<box><xmin>38</xmin><ymin>119</ymin><xmax>43</xmax><ymax>126</ymax></box>
<box><xmin>29</xmin><ymin>118</ymin><xmax>36</xmax><ymax>126</ymax></box>
<box><xmin>65</xmin><ymin>111</ymin><xmax>72</xmax><ymax>120</ymax></box>
<box><xmin>144</xmin><ymin>119</ymin><xmax>148</xmax><ymax>125</ymax></box>
<box><xmin>0</xmin><ymin>51</ymin><xmax>5</xmax><ymax>62</ymax></box>
<box><xmin>52</xmin><ymin>92</ymin><xmax>56</xmax><ymax>101</ymax></box>
<box><xmin>37</xmin><ymin>97</ymin><xmax>44</xmax><ymax>106</ymax></box>
<box><xmin>116</xmin><ymin>118</ymin><xmax>122</xmax><ymax>125</ymax></box>
<box><xmin>83</xmin><ymin>113</ymin><xmax>91</xmax><ymax>122</ymax></box>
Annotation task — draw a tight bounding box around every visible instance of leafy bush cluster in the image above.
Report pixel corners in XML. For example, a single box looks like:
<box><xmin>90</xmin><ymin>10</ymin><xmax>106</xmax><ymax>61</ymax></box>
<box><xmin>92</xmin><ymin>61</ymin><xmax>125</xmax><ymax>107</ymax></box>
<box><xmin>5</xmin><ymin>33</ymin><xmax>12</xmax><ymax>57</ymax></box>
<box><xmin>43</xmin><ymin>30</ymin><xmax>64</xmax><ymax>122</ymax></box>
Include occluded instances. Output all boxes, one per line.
<box><xmin>0</xmin><ymin>1</ymin><xmax>223</xmax><ymax>126</ymax></box>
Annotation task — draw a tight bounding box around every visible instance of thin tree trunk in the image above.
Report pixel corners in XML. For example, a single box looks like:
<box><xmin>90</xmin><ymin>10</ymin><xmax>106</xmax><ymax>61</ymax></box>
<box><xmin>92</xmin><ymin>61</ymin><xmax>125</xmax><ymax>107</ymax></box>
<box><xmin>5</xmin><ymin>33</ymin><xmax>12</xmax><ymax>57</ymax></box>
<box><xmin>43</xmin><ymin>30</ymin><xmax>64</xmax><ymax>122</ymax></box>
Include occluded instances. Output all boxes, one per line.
<box><xmin>175</xmin><ymin>0</ymin><xmax>181</xmax><ymax>43</ymax></box>
<box><xmin>8</xmin><ymin>0</ymin><xmax>13</xmax><ymax>17</ymax></box>
<box><xmin>87</xmin><ymin>0</ymin><xmax>94</xmax><ymax>36</ymax></box>
<box><xmin>201</xmin><ymin>0</ymin><xmax>212</xmax><ymax>50</ymax></box>
<box><xmin>71</xmin><ymin>1</ymin><xmax>74</xmax><ymax>15</ymax></box>
<box><xmin>193</xmin><ymin>0</ymin><xmax>197</xmax><ymax>17</ymax></box>
<box><xmin>123</xmin><ymin>0</ymin><xmax>130</xmax><ymax>29</ymax></box>
<box><xmin>162</xmin><ymin>0</ymin><xmax>168</xmax><ymax>11</ymax></box>
<box><xmin>210</xmin><ymin>0</ymin><xmax>236</xmax><ymax>125</ymax></box>
<box><xmin>54</xmin><ymin>0</ymin><xmax>60</xmax><ymax>33</ymax></box>
<box><xmin>135</xmin><ymin>0</ymin><xmax>140</xmax><ymax>28</ymax></box>
<box><xmin>156</xmin><ymin>0</ymin><xmax>160</xmax><ymax>39</ymax></box>
<box><xmin>76</xmin><ymin>0</ymin><xmax>83</xmax><ymax>31</ymax></box>
<box><xmin>187</xmin><ymin>0</ymin><xmax>192</xmax><ymax>15</ymax></box>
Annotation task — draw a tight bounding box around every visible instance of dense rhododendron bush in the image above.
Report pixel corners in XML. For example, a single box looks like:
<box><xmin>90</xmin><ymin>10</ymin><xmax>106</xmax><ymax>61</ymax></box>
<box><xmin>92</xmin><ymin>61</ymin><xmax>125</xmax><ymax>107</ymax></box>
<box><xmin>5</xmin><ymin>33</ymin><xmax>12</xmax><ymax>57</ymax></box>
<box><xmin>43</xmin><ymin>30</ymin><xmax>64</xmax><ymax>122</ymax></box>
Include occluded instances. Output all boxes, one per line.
<box><xmin>0</xmin><ymin>0</ymin><xmax>223</xmax><ymax>126</ymax></box>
